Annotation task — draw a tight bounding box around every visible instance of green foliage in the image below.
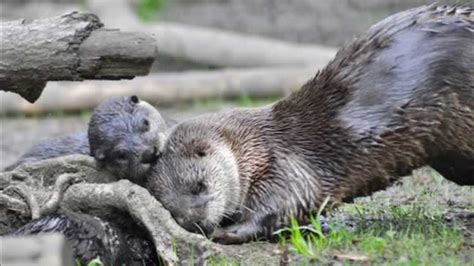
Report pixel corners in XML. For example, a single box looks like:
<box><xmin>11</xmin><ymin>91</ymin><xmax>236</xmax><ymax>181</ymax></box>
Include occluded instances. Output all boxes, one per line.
<box><xmin>275</xmin><ymin>197</ymin><xmax>332</xmax><ymax>258</ymax></box>
<box><xmin>75</xmin><ymin>257</ymin><xmax>103</xmax><ymax>266</ymax></box>
<box><xmin>87</xmin><ymin>258</ymin><xmax>103</xmax><ymax>266</ymax></box>
<box><xmin>276</xmin><ymin>193</ymin><xmax>468</xmax><ymax>265</ymax></box>
<box><xmin>136</xmin><ymin>0</ymin><xmax>166</xmax><ymax>21</ymax></box>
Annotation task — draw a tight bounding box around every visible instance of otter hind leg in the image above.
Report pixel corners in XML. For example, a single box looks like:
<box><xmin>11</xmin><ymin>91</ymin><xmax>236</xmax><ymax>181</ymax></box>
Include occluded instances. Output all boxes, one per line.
<box><xmin>430</xmin><ymin>152</ymin><xmax>474</xmax><ymax>186</ymax></box>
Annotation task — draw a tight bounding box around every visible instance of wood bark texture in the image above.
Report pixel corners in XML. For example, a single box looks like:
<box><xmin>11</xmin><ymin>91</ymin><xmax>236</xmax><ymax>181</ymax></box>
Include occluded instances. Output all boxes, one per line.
<box><xmin>0</xmin><ymin>12</ymin><xmax>157</xmax><ymax>102</ymax></box>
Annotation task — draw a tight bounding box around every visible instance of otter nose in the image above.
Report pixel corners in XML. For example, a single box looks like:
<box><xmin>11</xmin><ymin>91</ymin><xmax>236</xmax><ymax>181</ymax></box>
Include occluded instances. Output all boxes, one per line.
<box><xmin>140</xmin><ymin>146</ymin><xmax>158</xmax><ymax>164</ymax></box>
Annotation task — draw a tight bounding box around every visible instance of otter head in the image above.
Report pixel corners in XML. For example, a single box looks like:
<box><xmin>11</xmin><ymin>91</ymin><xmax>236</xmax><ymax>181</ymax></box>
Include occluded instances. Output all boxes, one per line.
<box><xmin>88</xmin><ymin>95</ymin><xmax>167</xmax><ymax>185</ymax></box>
<box><xmin>147</xmin><ymin>121</ymin><xmax>241</xmax><ymax>236</ymax></box>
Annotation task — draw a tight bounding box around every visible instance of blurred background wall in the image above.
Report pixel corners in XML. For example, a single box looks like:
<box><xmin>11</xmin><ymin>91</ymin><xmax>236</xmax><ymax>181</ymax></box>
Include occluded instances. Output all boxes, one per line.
<box><xmin>0</xmin><ymin>0</ymin><xmax>471</xmax><ymax>168</ymax></box>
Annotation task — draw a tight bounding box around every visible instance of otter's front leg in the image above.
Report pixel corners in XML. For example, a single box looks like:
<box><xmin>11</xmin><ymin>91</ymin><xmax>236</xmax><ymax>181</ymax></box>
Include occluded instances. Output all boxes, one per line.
<box><xmin>212</xmin><ymin>213</ymin><xmax>281</xmax><ymax>244</ymax></box>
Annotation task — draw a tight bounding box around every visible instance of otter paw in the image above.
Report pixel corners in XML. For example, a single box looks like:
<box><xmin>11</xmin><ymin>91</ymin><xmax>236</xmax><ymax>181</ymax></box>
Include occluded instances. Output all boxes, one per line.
<box><xmin>212</xmin><ymin>228</ymin><xmax>251</xmax><ymax>245</ymax></box>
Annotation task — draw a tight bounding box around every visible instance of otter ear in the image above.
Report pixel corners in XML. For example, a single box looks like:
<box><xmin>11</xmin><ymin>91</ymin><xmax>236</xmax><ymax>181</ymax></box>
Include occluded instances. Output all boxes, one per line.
<box><xmin>130</xmin><ymin>95</ymin><xmax>139</xmax><ymax>105</ymax></box>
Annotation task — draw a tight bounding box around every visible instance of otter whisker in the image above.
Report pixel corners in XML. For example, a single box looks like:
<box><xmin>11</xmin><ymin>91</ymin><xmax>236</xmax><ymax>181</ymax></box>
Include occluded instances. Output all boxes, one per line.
<box><xmin>193</xmin><ymin>222</ymin><xmax>207</xmax><ymax>236</ymax></box>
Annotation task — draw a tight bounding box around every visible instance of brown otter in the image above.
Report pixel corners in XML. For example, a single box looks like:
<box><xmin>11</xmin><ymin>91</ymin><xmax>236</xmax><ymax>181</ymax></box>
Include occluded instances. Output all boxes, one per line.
<box><xmin>88</xmin><ymin>95</ymin><xmax>173</xmax><ymax>185</ymax></box>
<box><xmin>5</xmin><ymin>96</ymin><xmax>172</xmax><ymax>185</ymax></box>
<box><xmin>146</xmin><ymin>5</ymin><xmax>474</xmax><ymax>243</ymax></box>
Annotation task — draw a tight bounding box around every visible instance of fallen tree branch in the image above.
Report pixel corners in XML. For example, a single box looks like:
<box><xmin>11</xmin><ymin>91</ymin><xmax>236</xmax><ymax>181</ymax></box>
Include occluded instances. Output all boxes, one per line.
<box><xmin>0</xmin><ymin>155</ymin><xmax>114</xmax><ymax>235</ymax></box>
<box><xmin>0</xmin><ymin>155</ymin><xmax>221</xmax><ymax>263</ymax></box>
<box><xmin>0</xmin><ymin>154</ymin><xmax>116</xmax><ymax>189</ymax></box>
<box><xmin>62</xmin><ymin>180</ymin><xmax>222</xmax><ymax>263</ymax></box>
<box><xmin>0</xmin><ymin>67</ymin><xmax>315</xmax><ymax>114</ymax></box>
<box><xmin>0</xmin><ymin>12</ymin><xmax>157</xmax><ymax>102</ymax></box>
<box><xmin>0</xmin><ymin>154</ymin><xmax>282</xmax><ymax>263</ymax></box>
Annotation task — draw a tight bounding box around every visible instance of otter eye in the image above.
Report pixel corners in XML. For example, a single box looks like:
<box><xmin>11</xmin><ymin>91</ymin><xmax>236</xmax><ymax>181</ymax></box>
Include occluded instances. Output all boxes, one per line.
<box><xmin>130</xmin><ymin>95</ymin><xmax>139</xmax><ymax>104</ymax></box>
<box><xmin>192</xmin><ymin>181</ymin><xmax>207</xmax><ymax>195</ymax></box>
<box><xmin>143</xmin><ymin>119</ymin><xmax>150</xmax><ymax>131</ymax></box>
<box><xmin>192</xmin><ymin>140</ymin><xmax>211</xmax><ymax>158</ymax></box>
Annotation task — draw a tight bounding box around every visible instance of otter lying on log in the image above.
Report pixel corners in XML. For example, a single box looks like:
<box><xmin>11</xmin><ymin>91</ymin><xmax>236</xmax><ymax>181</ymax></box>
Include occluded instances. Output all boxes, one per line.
<box><xmin>5</xmin><ymin>96</ymin><xmax>171</xmax><ymax>185</ymax></box>
<box><xmin>146</xmin><ymin>5</ymin><xmax>473</xmax><ymax>244</ymax></box>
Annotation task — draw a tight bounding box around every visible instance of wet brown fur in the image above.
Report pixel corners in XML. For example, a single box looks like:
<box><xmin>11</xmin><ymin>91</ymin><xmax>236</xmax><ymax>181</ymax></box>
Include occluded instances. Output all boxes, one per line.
<box><xmin>147</xmin><ymin>5</ymin><xmax>473</xmax><ymax>243</ymax></box>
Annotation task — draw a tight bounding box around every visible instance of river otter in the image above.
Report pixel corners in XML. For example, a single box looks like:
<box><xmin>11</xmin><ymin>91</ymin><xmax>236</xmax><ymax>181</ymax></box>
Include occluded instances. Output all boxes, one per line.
<box><xmin>4</xmin><ymin>132</ymin><xmax>89</xmax><ymax>171</ymax></box>
<box><xmin>5</xmin><ymin>96</ymin><xmax>171</xmax><ymax>185</ymax></box>
<box><xmin>146</xmin><ymin>5</ymin><xmax>473</xmax><ymax>244</ymax></box>
<box><xmin>88</xmin><ymin>95</ymin><xmax>172</xmax><ymax>185</ymax></box>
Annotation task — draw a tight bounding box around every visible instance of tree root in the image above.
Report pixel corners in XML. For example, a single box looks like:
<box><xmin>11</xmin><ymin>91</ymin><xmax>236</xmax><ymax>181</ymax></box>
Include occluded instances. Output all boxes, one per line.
<box><xmin>0</xmin><ymin>173</ymin><xmax>84</xmax><ymax>219</ymax></box>
<box><xmin>0</xmin><ymin>155</ymin><xmax>114</xmax><ymax>234</ymax></box>
<box><xmin>3</xmin><ymin>183</ymin><xmax>40</xmax><ymax>219</ymax></box>
<box><xmin>39</xmin><ymin>173</ymin><xmax>84</xmax><ymax>216</ymax></box>
<box><xmin>1</xmin><ymin>155</ymin><xmax>233</xmax><ymax>263</ymax></box>
<box><xmin>61</xmin><ymin>180</ymin><xmax>224</xmax><ymax>263</ymax></box>
<box><xmin>0</xmin><ymin>193</ymin><xmax>28</xmax><ymax>215</ymax></box>
<box><xmin>0</xmin><ymin>154</ymin><xmax>116</xmax><ymax>189</ymax></box>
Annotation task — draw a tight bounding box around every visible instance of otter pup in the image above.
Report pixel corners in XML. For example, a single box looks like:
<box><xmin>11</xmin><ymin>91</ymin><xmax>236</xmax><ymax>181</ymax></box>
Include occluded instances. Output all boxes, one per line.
<box><xmin>147</xmin><ymin>5</ymin><xmax>473</xmax><ymax>243</ymax></box>
<box><xmin>6</xmin><ymin>96</ymin><xmax>171</xmax><ymax>185</ymax></box>
<box><xmin>4</xmin><ymin>132</ymin><xmax>89</xmax><ymax>171</ymax></box>
<box><xmin>88</xmin><ymin>95</ymin><xmax>172</xmax><ymax>185</ymax></box>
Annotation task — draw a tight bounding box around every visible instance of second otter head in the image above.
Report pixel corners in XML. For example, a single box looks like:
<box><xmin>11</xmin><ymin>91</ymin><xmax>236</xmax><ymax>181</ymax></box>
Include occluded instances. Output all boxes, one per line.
<box><xmin>147</xmin><ymin>121</ymin><xmax>241</xmax><ymax>236</ymax></box>
<box><xmin>88</xmin><ymin>95</ymin><xmax>167</xmax><ymax>185</ymax></box>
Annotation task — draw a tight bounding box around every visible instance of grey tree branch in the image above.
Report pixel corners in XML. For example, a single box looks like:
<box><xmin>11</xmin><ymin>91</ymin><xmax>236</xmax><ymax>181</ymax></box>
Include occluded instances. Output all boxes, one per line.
<box><xmin>0</xmin><ymin>12</ymin><xmax>157</xmax><ymax>102</ymax></box>
<box><xmin>0</xmin><ymin>155</ymin><xmax>282</xmax><ymax>263</ymax></box>
<box><xmin>0</xmin><ymin>155</ymin><xmax>225</xmax><ymax>263</ymax></box>
<box><xmin>62</xmin><ymin>180</ymin><xmax>223</xmax><ymax>263</ymax></box>
<box><xmin>0</xmin><ymin>154</ymin><xmax>116</xmax><ymax>189</ymax></box>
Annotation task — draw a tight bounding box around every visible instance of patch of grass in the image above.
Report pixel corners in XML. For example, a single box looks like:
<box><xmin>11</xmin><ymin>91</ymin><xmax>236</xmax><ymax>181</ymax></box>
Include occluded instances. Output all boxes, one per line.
<box><xmin>276</xmin><ymin>171</ymin><xmax>472</xmax><ymax>265</ymax></box>
<box><xmin>75</xmin><ymin>257</ymin><xmax>103</xmax><ymax>266</ymax></box>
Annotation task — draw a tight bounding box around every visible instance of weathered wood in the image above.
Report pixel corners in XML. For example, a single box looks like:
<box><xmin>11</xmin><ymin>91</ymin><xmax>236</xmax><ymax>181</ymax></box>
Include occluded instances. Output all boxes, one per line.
<box><xmin>0</xmin><ymin>155</ymin><xmax>282</xmax><ymax>264</ymax></box>
<box><xmin>0</xmin><ymin>233</ymin><xmax>74</xmax><ymax>266</ymax></box>
<box><xmin>0</xmin><ymin>67</ymin><xmax>316</xmax><ymax>114</ymax></box>
<box><xmin>0</xmin><ymin>12</ymin><xmax>157</xmax><ymax>103</ymax></box>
